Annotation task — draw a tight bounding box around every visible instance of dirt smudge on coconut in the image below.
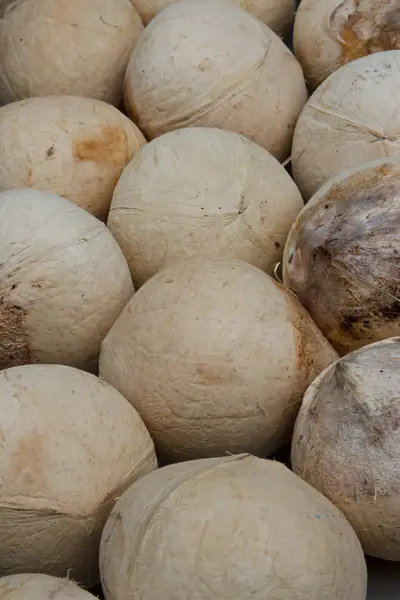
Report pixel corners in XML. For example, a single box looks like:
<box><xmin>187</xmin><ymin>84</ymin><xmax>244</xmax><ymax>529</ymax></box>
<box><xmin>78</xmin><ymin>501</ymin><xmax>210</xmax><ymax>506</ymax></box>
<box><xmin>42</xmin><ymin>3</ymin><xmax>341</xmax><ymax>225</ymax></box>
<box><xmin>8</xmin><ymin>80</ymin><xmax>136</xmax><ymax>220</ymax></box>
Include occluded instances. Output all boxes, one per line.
<box><xmin>11</xmin><ymin>433</ymin><xmax>46</xmax><ymax>485</ymax></box>
<box><xmin>0</xmin><ymin>299</ymin><xmax>31</xmax><ymax>369</ymax></box>
<box><xmin>72</xmin><ymin>127</ymin><xmax>130</xmax><ymax>166</ymax></box>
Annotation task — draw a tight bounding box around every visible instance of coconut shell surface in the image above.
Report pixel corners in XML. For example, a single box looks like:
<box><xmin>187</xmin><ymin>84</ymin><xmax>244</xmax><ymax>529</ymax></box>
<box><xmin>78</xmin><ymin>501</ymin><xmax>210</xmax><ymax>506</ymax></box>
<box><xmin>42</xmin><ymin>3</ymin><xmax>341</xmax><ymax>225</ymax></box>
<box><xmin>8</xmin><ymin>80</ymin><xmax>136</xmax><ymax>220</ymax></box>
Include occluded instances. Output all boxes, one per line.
<box><xmin>100</xmin><ymin>257</ymin><xmax>338</xmax><ymax>462</ymax></box>
<box><xmin>283</xmin><ymin>157</ymin><xmax>400</xmax><ymax>355</ymax></box>
<box><xmin>292</xmin><ymin>337</ymin><xmax>400</xmax><ymax>560</ymax></box>
<box><xmin>0</xmin><ymin>364</ymin><xmax>157</xmax><ymax>587</ymax></box>
<box><xmin>100</xmin><ymin>454</ymin><xmax>367</xmax><ymax>600</ymax></box>
<box><xmin>0</xmin><ymin>96</ymin><xmax>145</xmax><ymax>221</ymax></box>
<box><xmin>292</xmin><ymin>50</ymin><xmax>400</xmax><ymax>200</ymax></box>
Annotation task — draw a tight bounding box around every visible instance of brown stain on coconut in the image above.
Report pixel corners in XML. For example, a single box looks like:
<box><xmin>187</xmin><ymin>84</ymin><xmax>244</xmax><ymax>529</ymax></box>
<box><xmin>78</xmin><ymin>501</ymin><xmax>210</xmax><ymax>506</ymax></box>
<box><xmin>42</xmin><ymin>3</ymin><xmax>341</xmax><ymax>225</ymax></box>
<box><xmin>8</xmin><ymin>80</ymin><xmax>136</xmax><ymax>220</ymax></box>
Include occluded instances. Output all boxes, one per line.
<box><xmin>330</xmin><ymin>0</ymin><xmax>400</xmax><ymax>65</ymax></box>
<box><xmin>11</xmin><ymin>434</ymin><xmax>46</xmax><ymax>484</ymax></box>
<box><xmin>0</xmin><ymin>299</ymin><xmax>31</xmax><ymax>369</ymax></box>
<box><xmin>284</xmin><ymin>162</ymin><xmax>400</xmax><ymax>355</ymax></box>
<box><xmin>196</xmin><ymin>361</ymin><xmax>235</xmax><ymax>384</ymax></box>
<box><xmin>72</xmin><ymin>127</ymin><xmax>130</xmax><ymax>167</ymax></box>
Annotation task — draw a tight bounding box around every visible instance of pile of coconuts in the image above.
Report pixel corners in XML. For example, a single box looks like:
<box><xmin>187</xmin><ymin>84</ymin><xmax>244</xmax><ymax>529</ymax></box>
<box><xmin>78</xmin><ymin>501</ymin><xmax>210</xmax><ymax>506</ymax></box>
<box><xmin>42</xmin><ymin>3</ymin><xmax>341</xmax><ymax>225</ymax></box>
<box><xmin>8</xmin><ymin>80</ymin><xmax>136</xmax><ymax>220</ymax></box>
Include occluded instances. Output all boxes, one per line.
<box><xmin>0</xmin><ymin>0</ymin><xmax>398</xmax><ymax>599</ymax></box>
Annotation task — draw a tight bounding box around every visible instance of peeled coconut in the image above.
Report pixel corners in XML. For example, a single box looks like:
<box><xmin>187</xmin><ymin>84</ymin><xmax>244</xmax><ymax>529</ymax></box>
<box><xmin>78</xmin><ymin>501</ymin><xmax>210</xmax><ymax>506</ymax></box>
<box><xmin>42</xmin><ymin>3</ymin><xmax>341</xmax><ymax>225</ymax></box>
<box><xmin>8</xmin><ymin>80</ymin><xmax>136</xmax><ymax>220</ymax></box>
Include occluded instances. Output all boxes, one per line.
<box><xmin>99</xmin><ymin>257</ymin><xmax>338</xmax><ymax>461</ymax></box>
<box><xmin>294</xmin><ymin>0</ymin><xmax>400</xmax><ymax>91</ymax></box>
<box><xmin>0</xmin><ymin>188</ymin><xmax>134</xmax><ymax>371</ymax></box>
<box><xmin>100</xmin><ymin>454</ymin><xmax>367</xmax><ymax>600</ymax></box>
<box><xmin>108</xmin><ymin>127</ymin><xmax>304</xmax><ymax>286</ymax></box>
<box><xmin>292</xmin><ymin>50</ymin><xmax>400</xmax><ymax>201</ymax></box>
<box><xmin>0</xmin><ymin>0</ymin><xmax>143</xmax><ymax>106</ymax></box>
<box><xmin>0</xmin><ymin>96</ymin><xmax>146</xmax><ymax>221</ymax></box>
<box><xmin>130</xmin><ymin>0</ymin><xmax>294</xmax><ymax>34</ymax></box>
<box><xmin>124</xmin><ymin>0</ymin><xmax>307</xmax><ymax>161</ymax></box>
<box><xmin>283</xmin><ymin>157</ymin><xmax>400</xmax><ymax>356</ymax></box>
<box><xmin>292</xmin><ymin>337</ymin><xmax>400</xmax><ymax>560</ymax></box>
<box><xmin>0</xmin><ymin>574</ymin><xmax>97</xmax><ymax>600</ymax></box>
<box><xmin>0</xmin><ymin>364</ymin><xmax>157</xmax><ymax>586</ymax></box>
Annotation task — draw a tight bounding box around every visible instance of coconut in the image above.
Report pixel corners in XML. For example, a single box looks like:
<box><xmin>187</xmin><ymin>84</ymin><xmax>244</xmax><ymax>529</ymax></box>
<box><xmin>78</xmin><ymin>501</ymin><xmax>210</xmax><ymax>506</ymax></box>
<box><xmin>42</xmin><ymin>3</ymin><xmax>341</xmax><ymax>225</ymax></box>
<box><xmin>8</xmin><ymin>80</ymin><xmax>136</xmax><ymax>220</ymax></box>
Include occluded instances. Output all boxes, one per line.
<box><xmin>100</xmin><ymin>454</ymin><xmax>367</xmax><ymax>600</ymax></box>
<box><xmin>0</xmin><ymin>574</ymin><xmax>97</xmax><ymax>600</ymax></box>
<box><xmin>130</xmin><ymin>0</ymin><xmax>294</xmax><ymax>34</ymax></box>
<box><xmin>0</xmin><ymin>188</ymin><xmax>134</xmax><ymax>371</ymax></box>
<box><xmin>124</xmin><ymin>0</ymin><xmax>307</xmax><ymax>161</ymax></box>
<box><xmin>0</xmin><ymin>0</ymin><xmax>143</xmax><ymax>106</ymax></box>
<box><xmin>294</xmin><ymin>0</ymin><xmax>400</xmax><ymax>91</ymax></box>
<box><xmin>292</xmin><ymin>337</ymin><xmax>400</xmax><ymax>560</ymax></box>
<box><xmin>108</xmin><ymin>127</ymin><xmax>304</xmax><ymax>286</ymax></box>
<box><xmin>292</xmin><ymin>50</ymin><xmax>400</xmax><ymax>201</ymax></box>
<box><xmin>99</xmin><ymin>257</ymin><xmax>338</xmax><ymax>461</ymax></box>
<box><xmin>0</xmin><ymin>364</ymin><xmax>157</xmax><ymax>586</ymax></box>
<box><xmin>0</xmin><ymin>96</ymin><xmax>146</xmax><ymax>221</ymax></box>
<box><xmin>283</xmin><ymin>157</ymin><xmax>400</xmax><ymax>356</ymax></box>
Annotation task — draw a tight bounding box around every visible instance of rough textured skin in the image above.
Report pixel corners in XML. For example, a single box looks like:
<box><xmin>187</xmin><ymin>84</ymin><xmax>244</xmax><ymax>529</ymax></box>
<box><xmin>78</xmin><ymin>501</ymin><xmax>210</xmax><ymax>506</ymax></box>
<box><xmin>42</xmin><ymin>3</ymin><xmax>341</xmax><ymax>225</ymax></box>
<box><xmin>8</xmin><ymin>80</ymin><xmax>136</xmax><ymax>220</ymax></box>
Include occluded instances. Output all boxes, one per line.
<box><xmin>294</xmin><ymin>0</ymin><xmax>400</xmax><ymax>90</ymax></box>
<box><xmin>0</xmin><ymin>574</ymin><xmax>97</xmax><ymax>600</ymax></box>
<box><xmin>283</xmin><ymin>158</ymin><xmax>400</xmax><ymax>355</ymax></box>
<box><xmin>99</xmin><ymin>257</ymin><xmax>338</xmax><ymax>461</ymax></box>
<box><xmin>108</xmin><ymin>127</ymin><xmax>304</xmax><ymax>287</ymax></box>
<box><xmin>130</xmin><ymin>0</ymin><xmax>294</xmax><ymax>34</ymax></box>
<box><xmin>0</xmin><ymin>188</ymin><xmax>134</xmax><ymax>371</ymax></box>
<box><xmin>292</xmin><ymin>338</ymin><xmax>400</xmax><ymax>560</ymax></box>
<box><xmin>292</xmin><ymin>50</ymin><xmax>400</xmax><ymax>201</ymax></box>
<box><xmin>0</xmin><ymin>364</ymin><xmax>157</xmax><ymax>586</ymax></box>
<box><xmin>124</xmin><ymin>0</ymin><xmax>307</xmax><ymax>162</ymax></box>
<box><xmin>0</xmin><ymin>0</ymin><xmax>143</xmax><ymax>107</ymax></box>
<box><xmin>0</xmin><ymin>96</ymin><xmax>145</xmax><ymax>221</ymax></box>
<box><xmin>100</xmin><ymin>454</ymin><xmax>367</xmax><ymax>600</ymax></box>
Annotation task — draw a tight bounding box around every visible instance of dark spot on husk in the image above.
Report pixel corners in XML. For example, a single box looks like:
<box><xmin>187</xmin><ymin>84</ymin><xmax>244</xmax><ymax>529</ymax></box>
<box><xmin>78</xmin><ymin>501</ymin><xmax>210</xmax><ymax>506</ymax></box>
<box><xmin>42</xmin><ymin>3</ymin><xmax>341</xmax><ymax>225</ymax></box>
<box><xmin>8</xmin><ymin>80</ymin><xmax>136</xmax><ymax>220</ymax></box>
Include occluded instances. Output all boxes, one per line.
<box><xmin>0</xmin><ymin>299</ymin><xmax>31</xmax><ymax>368</ymax></box>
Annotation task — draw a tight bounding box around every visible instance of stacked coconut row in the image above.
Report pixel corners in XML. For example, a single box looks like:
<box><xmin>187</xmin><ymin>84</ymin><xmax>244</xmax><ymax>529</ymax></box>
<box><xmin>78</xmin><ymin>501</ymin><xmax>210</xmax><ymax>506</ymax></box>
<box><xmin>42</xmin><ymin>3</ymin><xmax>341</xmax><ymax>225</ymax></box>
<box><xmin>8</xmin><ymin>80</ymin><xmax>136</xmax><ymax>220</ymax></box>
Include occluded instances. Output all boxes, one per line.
<box><xmin>0</xmin><ymin>1</ymin><xmax>398</xmax><ymax>599</ymax></box>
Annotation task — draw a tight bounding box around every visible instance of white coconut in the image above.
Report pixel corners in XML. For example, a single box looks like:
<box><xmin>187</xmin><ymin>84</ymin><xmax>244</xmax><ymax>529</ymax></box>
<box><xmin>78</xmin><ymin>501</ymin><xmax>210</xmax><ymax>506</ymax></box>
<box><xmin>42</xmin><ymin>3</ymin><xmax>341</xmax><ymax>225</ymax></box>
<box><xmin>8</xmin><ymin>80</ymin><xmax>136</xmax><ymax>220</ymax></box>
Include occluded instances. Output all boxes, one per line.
<box><xmin>108</xmin><ymin>127</ymin><xmax>304</xmax><ymax>286</ymax></box>
<box><xmin>0</xmin><ymin>574</ymin><xmax>97</xmax><ymax>600</ymax></box>
<box><xmin>0</xmin><ymin>364</ymin><xmax>157</xmax><ymax>586</ymax></box>
<box><xmin>292</xmin><ymin>50</ymin><xmax>400</xmax><ymax>201</ymax></box>
<box><xmin>0</xmin><ymin>96</ymin><xmax>146</xmax><ymax>221</ymax></box>
<box><xmin>100</xmin><ymin>454</ymin><xmax>367</xmax><ymax>600</ymax></box>
<box><xmin>130</xmin><ymin>0</ymin><xmax>294</xmax><ymax>34</ymax></box>
<box><xmin>283</xmin><ymin>157</ymin><xmax>400</xmax><ymax>356</ymax></box>
<box><xmin>294</xmin><ymin>0</ymin><xmax>400</xmax><ymax>91</ymax></box>
<box><xmin>0</xmin><ymin>188</ymin><xmax>134</xmax><ymax>371</ymax></box>
<box><xmin>292</xmin><ymin>337</ymin><xmax>400</xmax><ymax>561</ymax></box>
<box><xmin>99</xmin><ymin>257</ymin><xmax>338</xmax><ymax>461</ymax></box>
<box><xmin>0</xmin><ymin>0</ymin><xmax>143</xmax><ymax>106</ymax></box>
<box><xmin>124</xmin><ymin>0</ymin><xmax>307</xmax><ymax>161</ymax></box>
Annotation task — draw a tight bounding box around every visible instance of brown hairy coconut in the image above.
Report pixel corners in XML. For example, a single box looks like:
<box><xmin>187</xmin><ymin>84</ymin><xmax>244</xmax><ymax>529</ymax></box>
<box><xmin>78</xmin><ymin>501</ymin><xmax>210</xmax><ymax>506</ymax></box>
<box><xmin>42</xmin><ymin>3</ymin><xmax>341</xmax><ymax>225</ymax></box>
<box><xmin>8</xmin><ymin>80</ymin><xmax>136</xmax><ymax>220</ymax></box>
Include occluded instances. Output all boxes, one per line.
<box><xmin>294</xmin><ymin>0</ymin><xmax>400</xmax><ymax>90</ymax></box>
<box><xmin>283</xmin><ymin>157</ymin><xmax>400</xmax><ymax>356</ymax></box>
<box><xmin>292</xmin><ymin>337</ymin><xmax>400</xmax><ymax>561</ymax></box>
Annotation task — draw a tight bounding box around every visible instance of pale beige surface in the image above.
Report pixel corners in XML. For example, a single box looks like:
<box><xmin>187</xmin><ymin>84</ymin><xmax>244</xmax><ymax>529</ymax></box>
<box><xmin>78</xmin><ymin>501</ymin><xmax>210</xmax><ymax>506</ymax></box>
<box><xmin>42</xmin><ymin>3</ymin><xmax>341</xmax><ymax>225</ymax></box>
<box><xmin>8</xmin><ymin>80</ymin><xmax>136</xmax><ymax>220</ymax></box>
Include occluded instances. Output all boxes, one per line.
<box><xmin>100</xmin><ymin>455</ymin><xmax>367</xmax><ymax>600</ymax></box>
<box><xmin>130</xmin><ymin>0</ymin><xmax>294</xmax><ymax>34</ymax></box>
<box><xmin>0</xmin><ymin>96</ymin><xmax>146</xmax><ymax>220</ymax></box>
<box><xmin>292</xmin><ymin>50</ymin><xmax>400</xmax><ymax>201</ymax></box>
<box><xmin>0</xmin><ymin>0</ymin><xmax>143</xmax><ymax>106</ymax></box>
<box><xmin>100</xmin><ymin>257</ymin><xmax>338</xmax><ymax>461</ymax></box>
<box><xmin>0</xmin><ymin>188</ymin><xmax>134</xmax><ymax>371</ymax></box>
<box><xmin>0</xmin><ymin>364</ymin><xmax>156</xmax><ymax>587</ymax></box>
<box><xmin>294</xmin><ymin>0</ymin><xmax>400</xmax><ymax>90</ymax></box>
<box><xmin>108</xmin><ymin>127</ymin><xmax>303</xmax><ymax>286</ymax></box>
<box><xmin>292</xmin><ymin>338</ymin><xmax>400</xmax><ymax>560</ymax></box>
<box><xmin>283</xmin><ymin>157</ymin><xmax>400</xmax><ymax>355</ymax></box>
<box><xmin>0</xmin><ymin>574</ymin><xmax>97</xmax><ymax>600</ymax></box>
<box><xmin>124</xmin><ymin>0</ymin><xmax>307</xmax><ymax>161</ymax></box>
